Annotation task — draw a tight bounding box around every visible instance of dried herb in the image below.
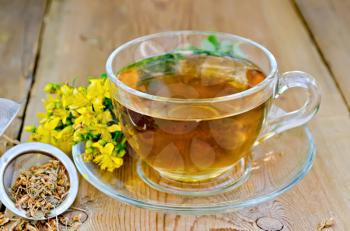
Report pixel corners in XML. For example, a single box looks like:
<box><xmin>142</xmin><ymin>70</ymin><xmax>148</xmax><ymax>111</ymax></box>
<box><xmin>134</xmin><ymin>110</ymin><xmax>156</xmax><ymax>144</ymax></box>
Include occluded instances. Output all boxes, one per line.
<box><xmin>0</xmin><ymin>211</ymin><xmax>84</xmax><ymax>231</ymax></box>
<box><xmin>58</xmin><ymin>208</ymin><xmax>88</xmax><ymax>230</ymax></box>
<box><xmin>11</xmin><ymin>160</ymin><xmax>70</xmax><ymax>219</ymax></box>
<box><xmin>0</xmin><ymin>213</ymin><xmax>10</xmax><ymax>227</ymax></box>
<box><xmin>317</xmin><ymin>217</ymin><xmax>335</xmax><ymax>230</ymax></box>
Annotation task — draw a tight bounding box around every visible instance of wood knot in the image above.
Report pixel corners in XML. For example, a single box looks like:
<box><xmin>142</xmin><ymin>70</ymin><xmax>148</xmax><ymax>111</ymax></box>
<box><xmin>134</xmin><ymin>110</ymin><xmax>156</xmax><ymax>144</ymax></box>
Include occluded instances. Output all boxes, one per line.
<box><xmin>256</xmin><ymin>217</ymin><xmax>284</xmax><ymax>231</ymax></box>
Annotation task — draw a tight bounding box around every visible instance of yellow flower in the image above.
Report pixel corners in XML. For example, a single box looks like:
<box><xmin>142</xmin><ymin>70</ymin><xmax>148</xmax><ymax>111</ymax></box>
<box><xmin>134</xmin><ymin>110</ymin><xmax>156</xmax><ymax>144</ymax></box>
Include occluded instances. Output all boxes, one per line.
<box><xmin>44</xmin><ymin>83</ymin><xmax>61</xmax><ymax>94</ymax></box>
<box><xmin>92</xmin><ymin>143</ymin><xmax>123</xmax><ymax>172</ymax></box>
<box><xmin>103</xmin><ymin>78</ymin><xmax>111</xmax><ymax>98</ymax></box>
<box><xmin>83</xmin><ymin>152</ymin><xmax>93</xmax><ymax>162</ymax></box>
<box><xmin>76</xmin><ymin>106</ymin><xmax>93</xmax><ymax>115</ymax></box>
<box><xmin>93</xmin><ymin>155</ymin><xmax>123</xmax><ymax>172</ymax></box>
<box><xmin>24</xmin><ymin>125</ymin><xmax>36</xmax><ymax>133</ymax></box>
<box><xmin>73</xmin><ymin>127</ymin><xmax>90</xmax><ymax>142</ymax></box>
<box><xmin>52</xmin><ymin>108</ymin><xmax>71</xmax><ymax>124</ymax></box>
<box><xmin>92</xmin><ymin>142</ymin><xmax>113</xmax><ymax>153</ymax></box>
<box><xmin>73</xmin><ymin>113</ymin><xmax>97</xmax><ymax>129</ymax></box>
<box><xmin>92</xmin><ymin>97</ymin><xmax>104</xmax><ymax>113</ymax></box>
<box><xmin>57</xmin><ymin>140</ymin><xmax>74</xmax><ymax>154</ymax></box>
<box><xmin>45</xmin><ymin>117</ymin><xmax>61</xmax><ymax>130</ymax></box>
<box><xmin>108</xmin><ymin>124</ymin><xmax>121</xmax><ymax>132</ymax></box>
<box><xmin>93</xmin><ymin>125</ymin><xmax>112</xmax><ymax>142</ymax></box>
<box><xmin>25</xmin><ymin>75</ymin><xmax>127</xmax><ymax>172</ymax></box>
<box><xmin>54</xmin><ymin>126</ymin><xmax>74</xmax><ymax>140</ymax></box>
<box><xmin>59</xmin><ymin>84</ymin><xmax>73</xmax><ymax>96</ymax></box>
<box><xmin>87</xmin><ymin>79</ymin><xmax>105</xmax><ymax>99</ymax></box>
<box><xmin>44</xmin><ymin>95</ymin><xmax>59</xmax><ymax>112</ymax></box>
<box><xmin>97</xmin><ymin>110</ymin><xmax>113</xmax><ymax>123</ymax></box>
<box><xmin>32</xmin><ymin>126</ymin><xmax>58</xmax><ymax>144</ymax></box>
<box><xmin>62</xmin><ymin>88</ymin><xmax>89</xmax><ymax>109</ymax></box>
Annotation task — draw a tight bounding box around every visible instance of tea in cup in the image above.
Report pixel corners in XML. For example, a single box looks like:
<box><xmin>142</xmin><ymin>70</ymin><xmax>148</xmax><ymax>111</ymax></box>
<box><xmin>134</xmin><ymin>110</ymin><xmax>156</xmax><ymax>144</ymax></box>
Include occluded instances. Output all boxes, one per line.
<box><xmin>106</xmin><ymin>31</ymin><xmax>320</xmax><ymax>194</ymax></box>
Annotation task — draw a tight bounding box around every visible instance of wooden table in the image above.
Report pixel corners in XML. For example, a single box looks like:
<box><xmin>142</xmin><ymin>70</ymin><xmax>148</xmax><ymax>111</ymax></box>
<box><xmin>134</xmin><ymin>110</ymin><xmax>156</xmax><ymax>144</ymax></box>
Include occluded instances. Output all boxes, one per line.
<box><xmin>1</xmin><ymin>0</ymin><xmax>349</xmax><ymax>230</ymax></box>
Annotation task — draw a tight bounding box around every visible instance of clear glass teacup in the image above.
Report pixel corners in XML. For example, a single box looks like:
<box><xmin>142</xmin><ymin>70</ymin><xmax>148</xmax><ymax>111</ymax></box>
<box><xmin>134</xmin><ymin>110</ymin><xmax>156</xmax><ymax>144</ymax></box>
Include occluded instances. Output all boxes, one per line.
<box><xmin>106</xmin><ymin>31</ymin><xmax>320</xmax><ymax>195</ymax></box>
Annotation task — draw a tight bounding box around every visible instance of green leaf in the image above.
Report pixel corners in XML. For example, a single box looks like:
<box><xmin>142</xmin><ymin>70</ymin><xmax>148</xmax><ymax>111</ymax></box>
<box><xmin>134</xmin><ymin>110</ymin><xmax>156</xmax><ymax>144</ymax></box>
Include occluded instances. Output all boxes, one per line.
<box><xmin>232</xmin><ymin>42</ymin><xmax>246</xmax><ymax>58</ymax></box>
<box><xmin>54</xmin><ymin>120</ymin><xmax>65</xmax><ymax>131</ymax></box>
<box><xmin>119</xmin><ymin>53</ymin><xmax>184</xmax><ymax>74</ymax></box>
<box><xmin>201</xmin><ymin>39</ymin><xmax>216</xmax><ymax>52</ymax></box>
<box><xmin>207</xmin><ymin>34</ymin><xmax>220</xmax><ymax>49</ymax></box>
<box><xmin>187</xmin><ymin>35</ymin><xmax>244</xmax><ymax>58</ymax></box>
<box><xmin>103</xmin><ymin>97</ymin><xmax>113</xmax><ymax>110</ymax></box>
<box><xmin>117</xmin><ymin>149</ymin><xmax>126</xmax><ymax>157</ymax></box>
<box><xmin>116</xmin><ymin>142</ymin><xmax>126</xmax><ymax>151</ymax></box>
<box><xmin>65</xmin><ymin>112</ymin><xmax>74</xmax><ymax>126</ymax></box>
<box><xmin>112</xmin><ymin>131</ymin><xmax>123</xmax><ymax>142</ymax></box>
<box><xmin>81</xmin><ymin>132</ymin><xmax>92</xmax><ymax>140</ymax></box>
<box><xmin>132</xmin><ymin>53</ymin><xmax>185</xmax><ymax>84</ymax></box>
<box><xmin>44</xmin><ymin>83</ymin><xmax>61</xmax><ymax>94</ymax></box>
<box><xmin>218</xmin><ymin>40</ymin><xmax>233</xmax><ymax>55</ymax></box>
<box><xmin>101</xmin><ymin>73</ymin><xmax>108</xmax><ymax>79</ymax></box>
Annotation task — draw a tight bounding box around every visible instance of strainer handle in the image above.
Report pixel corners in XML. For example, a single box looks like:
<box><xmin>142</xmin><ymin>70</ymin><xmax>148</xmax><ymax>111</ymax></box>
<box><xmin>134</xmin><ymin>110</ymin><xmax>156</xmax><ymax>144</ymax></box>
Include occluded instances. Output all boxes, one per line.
<box><xmin>0</xmin><ymin>98</ymin><xmax>20</xmax><ymax>137</ymax></box>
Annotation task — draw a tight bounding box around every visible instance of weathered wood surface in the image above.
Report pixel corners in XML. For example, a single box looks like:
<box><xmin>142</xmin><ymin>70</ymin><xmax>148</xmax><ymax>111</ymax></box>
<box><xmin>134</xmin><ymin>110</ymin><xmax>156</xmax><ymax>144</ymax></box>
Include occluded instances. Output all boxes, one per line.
<box><xmin>295</xmin><ymin>0</ymin><xmax>350</xmax><ymax>108</ymax></box>
<box><xmin>0</xmin><ymin>0</ymin><xmax>46</xmax><ymax>141</ymax></box>
<box><xmin>0</xmin><ymin>0</ymin><xmax>347</xmax><ymax>230</ymax></box>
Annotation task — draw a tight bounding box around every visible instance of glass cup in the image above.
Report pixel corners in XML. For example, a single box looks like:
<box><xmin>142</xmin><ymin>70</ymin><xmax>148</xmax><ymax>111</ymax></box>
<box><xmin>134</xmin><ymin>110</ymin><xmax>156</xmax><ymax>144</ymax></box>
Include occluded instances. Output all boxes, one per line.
<box><xmin>106</xmin><ymin>31</ymin><xmax>320</xmax><ymax>195</ymax></box>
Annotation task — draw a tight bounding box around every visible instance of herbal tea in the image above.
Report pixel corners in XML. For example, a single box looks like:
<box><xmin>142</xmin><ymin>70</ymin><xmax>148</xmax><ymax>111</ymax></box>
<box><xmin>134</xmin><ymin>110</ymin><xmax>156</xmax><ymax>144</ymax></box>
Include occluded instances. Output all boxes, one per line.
<box><xmin>115</xmin><ymin>54</ymin><xmax>267</xmax><ymax>182</ymax></box>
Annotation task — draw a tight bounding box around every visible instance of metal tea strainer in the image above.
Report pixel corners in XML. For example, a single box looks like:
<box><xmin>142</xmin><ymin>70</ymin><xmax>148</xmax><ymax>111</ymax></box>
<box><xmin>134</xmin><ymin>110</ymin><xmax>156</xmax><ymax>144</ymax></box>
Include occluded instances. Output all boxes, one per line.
<box><xmin>0</xmin><ymin>143</ymin><xmax>79</xmax><ymax>220</ymax></box>
<box><xmin>0</xmin><ymin>99</ymin><xmax>79</xmax><ymax>220</ymax></box>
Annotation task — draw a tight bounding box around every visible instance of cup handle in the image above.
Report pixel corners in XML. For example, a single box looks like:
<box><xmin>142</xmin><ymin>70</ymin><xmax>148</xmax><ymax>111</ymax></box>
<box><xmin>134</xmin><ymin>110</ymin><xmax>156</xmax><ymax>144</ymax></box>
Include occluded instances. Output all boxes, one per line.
<box><xmin>256</xmin><ymin>71</ymin><xmax>321</xmax><ymax>144</ymax></box>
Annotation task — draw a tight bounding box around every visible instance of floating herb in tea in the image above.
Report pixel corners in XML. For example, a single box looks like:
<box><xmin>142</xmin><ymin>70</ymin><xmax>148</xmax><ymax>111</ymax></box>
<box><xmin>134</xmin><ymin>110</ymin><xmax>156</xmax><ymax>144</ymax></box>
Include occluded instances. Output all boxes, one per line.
<box><xmin>118</xmin><ymin>34</ymin><xmax>244</xmax><ymax>78</ymax></box>
<box><xmin>11</xmin><ymin>160</ymin><xmax>70</xmax><ymax>219</ymax></box>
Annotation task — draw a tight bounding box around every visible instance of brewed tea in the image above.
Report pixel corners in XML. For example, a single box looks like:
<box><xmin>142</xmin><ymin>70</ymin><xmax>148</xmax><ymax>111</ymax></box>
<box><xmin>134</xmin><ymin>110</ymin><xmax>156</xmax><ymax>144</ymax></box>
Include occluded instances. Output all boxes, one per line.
<box><xmin>115</xmin><ymin>54</ymin><xmax>267</xmax><ymax>182</ymax></box>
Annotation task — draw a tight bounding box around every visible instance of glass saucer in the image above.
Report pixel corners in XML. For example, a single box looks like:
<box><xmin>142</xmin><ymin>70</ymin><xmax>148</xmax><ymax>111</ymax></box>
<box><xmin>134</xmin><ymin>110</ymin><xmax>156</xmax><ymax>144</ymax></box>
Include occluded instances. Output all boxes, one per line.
<box><xmin>72</xmin><ymin>126</ymin><xmax>315</xmax><ymax>215</ymax></box>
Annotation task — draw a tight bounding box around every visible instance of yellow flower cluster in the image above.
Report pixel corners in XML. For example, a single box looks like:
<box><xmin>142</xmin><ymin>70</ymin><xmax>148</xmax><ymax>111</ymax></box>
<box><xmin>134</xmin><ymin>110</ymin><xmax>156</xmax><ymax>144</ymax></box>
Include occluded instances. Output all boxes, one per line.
<box><xmin>25</xmin><ymin>74</ymin><xmax>126</xmax><ymax>172</ymax></box>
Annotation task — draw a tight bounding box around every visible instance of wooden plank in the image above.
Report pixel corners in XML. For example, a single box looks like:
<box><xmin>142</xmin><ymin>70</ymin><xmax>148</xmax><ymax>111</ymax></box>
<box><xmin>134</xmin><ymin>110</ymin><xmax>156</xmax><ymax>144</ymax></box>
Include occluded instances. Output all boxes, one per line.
<box><xmin>295</xmin><ymin>0</ymin><xmax>350</xmax><ymax>108</ymax></box>
<box><xmin>0</xmin><ymin>0</ymin><xmax>46</xmax><ymax>144</ymax></box>
<box><xmin>21</xmin><ymin>0</ymin><xmax>349</xmax><ymax>230</ymax></box>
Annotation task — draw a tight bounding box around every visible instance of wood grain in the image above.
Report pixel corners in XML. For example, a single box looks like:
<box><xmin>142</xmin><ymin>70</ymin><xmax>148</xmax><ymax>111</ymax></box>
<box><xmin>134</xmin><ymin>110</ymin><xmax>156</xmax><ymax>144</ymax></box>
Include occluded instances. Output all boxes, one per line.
<box><xmin>0</xmin><ymin>0</ymin><xmax>46</xmax><ymax>141</ymax></box>
<box><xmin>295</xmin><ymin>0</ymin><xmax>350</xmax><ymax>108</ymax></box>
<box><xmin>19</xmin><ymin>0</ymin><xmax>350</xmax><ymax>230</ymax></box>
